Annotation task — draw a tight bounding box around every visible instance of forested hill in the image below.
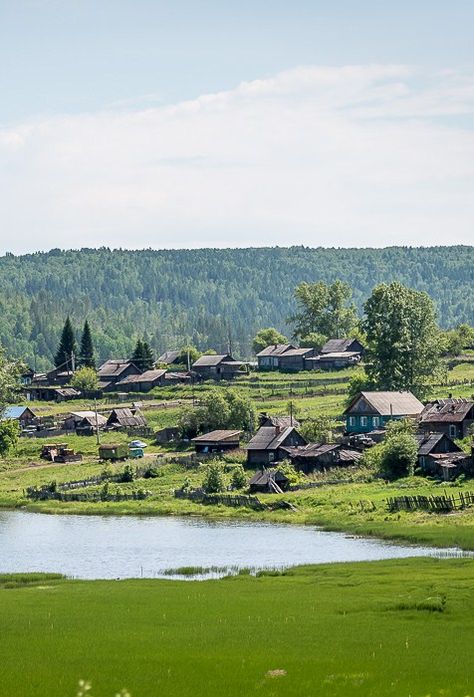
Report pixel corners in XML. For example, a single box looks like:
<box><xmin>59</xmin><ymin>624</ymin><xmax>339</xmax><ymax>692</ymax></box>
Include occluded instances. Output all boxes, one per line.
<box><xmin>1</xmin><ymin>246</ymin><xmax>472</xmax><ymax>370</ymax></box>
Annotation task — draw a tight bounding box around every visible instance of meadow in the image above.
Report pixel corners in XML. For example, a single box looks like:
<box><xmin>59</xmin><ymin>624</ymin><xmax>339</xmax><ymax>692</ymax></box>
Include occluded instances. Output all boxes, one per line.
<box><xmin>1</xmin><ymin>558</ymin><xmax>474</xmax><ymax>696</ymax></box>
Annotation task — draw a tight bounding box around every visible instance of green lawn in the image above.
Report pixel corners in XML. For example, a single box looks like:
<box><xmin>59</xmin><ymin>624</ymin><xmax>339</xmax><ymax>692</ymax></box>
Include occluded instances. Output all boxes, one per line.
<box><xmin>1</xmin><ymin>558</ymin><xmax>474</xmax><ymax>696</ymax></box>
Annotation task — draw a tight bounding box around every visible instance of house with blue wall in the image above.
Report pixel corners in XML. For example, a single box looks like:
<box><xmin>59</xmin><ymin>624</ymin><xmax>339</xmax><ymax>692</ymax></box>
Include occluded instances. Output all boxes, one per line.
<box><xmin>344</xmin><ymin>391</ymin><xmax>424</xmax><ymax>434</ymax></box>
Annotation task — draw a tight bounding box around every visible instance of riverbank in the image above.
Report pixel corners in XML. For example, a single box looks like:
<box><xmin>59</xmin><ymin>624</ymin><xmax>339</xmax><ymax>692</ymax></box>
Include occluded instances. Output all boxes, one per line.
<box><xmin>2</xmin><ymin>557</ymin><xmax>474</xmax><ymax>696</ymax></box>
<box><xmin>1</xmin><ymin>456</ymin><xmax>474</xmax><ymax>550</ymax></box>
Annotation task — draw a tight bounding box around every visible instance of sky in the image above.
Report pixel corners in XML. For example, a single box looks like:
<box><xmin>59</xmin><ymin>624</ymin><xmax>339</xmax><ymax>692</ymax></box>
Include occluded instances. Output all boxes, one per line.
<box><xmin>0</xmin><ymin>0</ymin><xmax>473</xmax><ymax>253</ymax></box>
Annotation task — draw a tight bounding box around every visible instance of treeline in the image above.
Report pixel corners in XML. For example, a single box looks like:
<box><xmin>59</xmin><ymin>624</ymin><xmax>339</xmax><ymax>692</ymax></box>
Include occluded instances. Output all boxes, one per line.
<box><xmin>0</xmin><ymin>246</ymin><xmax>472</xmax><ymax>369</ymax></box>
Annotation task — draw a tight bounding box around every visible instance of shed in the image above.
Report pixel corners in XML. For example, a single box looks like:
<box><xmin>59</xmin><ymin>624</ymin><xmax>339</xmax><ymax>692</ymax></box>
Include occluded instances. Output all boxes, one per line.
<box><xmin>249</xmin><ymin>468</ymin><xmax>290</xmax><ymax>493</ymax></box>
<box><xmin>106</xmin><ymin>408</ymin><xmax>147</xmax><ymax>430</ymax></box>
<box><xmin>115</xmin><ymin>369</ymin><xmax>167</xmax><ymax>392</ymax></box>
<box><xmin>320</xmin><ymin>338</ymin><xmax>365</xmax><ymax>355</ymax></box>
<box><xmin>415</xmin><ymin>432</ymin><xmax>463</xmax><ymax>474</ymax></box>
<box><xmin>192</xmin><ymin>429</ymin><xmax>242</xmax><ymax>454</ymax></box>
<box><xmin>282</xmin><ymin>442</ymin><xmax>362</xmax><ymax>473</ymax></box>
<box><xmin>2</xmin><ymin>405</ymin><xmax>37</xmax><ymax>428</ymax></box>
<box><xmin>277</xmin><ymin>347</ymin><xmax>316</xmax><ymax>372</ymax></box>
<box><xmin>192</xmin><ymin>354</ymin><xmax>243</xmax><ymax>380</ymax></box>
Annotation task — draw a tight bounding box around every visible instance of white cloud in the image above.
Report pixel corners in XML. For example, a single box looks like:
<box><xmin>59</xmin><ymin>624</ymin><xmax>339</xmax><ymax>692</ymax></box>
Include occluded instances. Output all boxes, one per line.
<box><xmin>1</xmin><ymin>64</ymin><xmax>473</xmax><ymax>252</ymax></box>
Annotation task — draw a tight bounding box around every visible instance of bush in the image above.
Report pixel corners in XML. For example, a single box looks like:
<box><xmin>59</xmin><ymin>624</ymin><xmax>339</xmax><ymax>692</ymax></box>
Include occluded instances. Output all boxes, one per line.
<box><xmin>202</xmin><ymin>462</ymin><xmax>226</xmax><ymax>493</ymax></box>
<box><xmin>380</xmin><ymin>433</ymin><xmax>418</xmax><ymax>479</ymax></box>
<box><xmin>230</xmin><ymin>464</ymin><xmax>247</xmax><ymax>489</ymax></box>
<box><xmin>119</xmin><ymin>464</ymin><xmax>135</xmax><ymax>483</ymax></box>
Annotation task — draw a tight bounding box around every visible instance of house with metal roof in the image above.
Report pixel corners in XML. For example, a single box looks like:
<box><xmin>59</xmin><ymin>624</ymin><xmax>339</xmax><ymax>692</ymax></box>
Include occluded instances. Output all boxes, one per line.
<box><xmin>246</xmin><ymin>425</ymin><xmax>307</xmax><ymax>466</ymax></box>
<box><xmin>2</xmin><ymin>405</ymin><xmax>37</xmax><ymax>428</ymax></box>
<box><xmin>415</xmin><ymin>432</ymin><xmax>463</xmax><ymax>474</ymax></box>
<box><xmin>115</xmin><ymin>369</ymin><xmax>167</xmax><ymax>392</ymax></box>
<box><xmin>419</xmin><ymin>399</ymin><xmax>474</xmax><ymax>440</ymax></box>
<box><xmin>344</xmin><ymin>391</ymin><xmax>424</xmax><ymax>434</ymax></box>
<box><xmin>256</xmin><ymin>344</ymin><xmax>296</xmax><ymax>371</ymax></box>
<box><xmin>192</xmin><ymin>429</ymin><xmax>242</xmax><ymax>454</ymax></box>
<box><xmin>320</xmin><ymin>338</ymin><xmax>365</xmax><ymax>355</ymax></box>
<box><xmin>192</xmin><ymin>354</ymin><xmax>243</xmax><ymax>380</ymax></box>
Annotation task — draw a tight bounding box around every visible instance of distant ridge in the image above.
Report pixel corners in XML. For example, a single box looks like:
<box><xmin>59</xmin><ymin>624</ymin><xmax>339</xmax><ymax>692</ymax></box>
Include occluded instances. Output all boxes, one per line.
<box><xmin>0</xmin><ymin>246</ymin><xmax>472</xmax><ymax>370</ymax></box>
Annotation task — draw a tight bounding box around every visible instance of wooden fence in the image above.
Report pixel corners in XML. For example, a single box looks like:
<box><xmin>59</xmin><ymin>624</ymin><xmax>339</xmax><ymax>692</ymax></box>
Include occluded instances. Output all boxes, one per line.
<box><xmin>174</xmin><ymin>489</ymin><xmax>266</xmax><ymax>510</ymax></box>
<box><xmin>386</xmin><ymin>491</ymin><xmax>474</xmax><ymax>513</ymax></box>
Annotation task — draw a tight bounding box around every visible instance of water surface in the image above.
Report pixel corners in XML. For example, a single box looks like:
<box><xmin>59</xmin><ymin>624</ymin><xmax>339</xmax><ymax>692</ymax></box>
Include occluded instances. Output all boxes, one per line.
<box><xmin>0</xmin><ymin>510</ymin><xmax>465</xmax><ymax>579</ymax></box>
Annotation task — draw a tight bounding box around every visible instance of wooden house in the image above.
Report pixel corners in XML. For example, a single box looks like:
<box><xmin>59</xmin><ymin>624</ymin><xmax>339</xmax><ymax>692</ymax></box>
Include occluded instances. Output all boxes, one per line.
<box><xmin>320</xmin><ymin>338</ymin><xmax>365</xmax><ymax>355</ymax></box>
<box><xmin>23</xmin><ymin>385</ymin><xmax>80</xmax><ymax>402</ymax></box>
<box><xmin>277</xmin><ymin>347</ymin><xmax>316</xmax><ymax>372</ymax></box>
<box><xmin>246</xmin><ymin>425</ymin><xmax>307</xmax><ymax>466</ymax></box>
<box><xmin>106</xmin><ymin>408</ymin><xmax>147</xmax><ymax>430</ymax></box>
<box><xmin>344</xmin><ymin>391</ymin><xmax>424</xmax><ymax>434</ymax></box>
<box><xmin>64</xmin><ymin>411</ymin><xmax>107</xmax><ymax>435</ymax></box>
<box><xmin>97</xmin><ymin>360</ymin><xmax>141</xmax><ymax>390</ymax></box>
<box><xmin>2</xmin><ymin>405</ymin><xmax>38</xmax><ymax>429</ymax></box>
<box><xmin>115</xmin><ymin>369</ymin><xmax>167</xmax><ymax>393</ymax></box>
<box><xmin>415</xmin><ymin>432</ymin><xmax>463</xmax><ymax>474</ymax></box>
<box><xmin>191</xmin><ymin>429</ymin><xmax>242</xmax><ymax>454</ymax></box>
<box><xmin>157</xmin><ymin>350</ymin><xmax>182</xmax><ymax>366</ymax></box>
<box><xmin>282</xmin><ymin>442</ymin><xmax>361</xmax><ymax>474</ymax></box>
<box><xmin>249</xmin><ymin>468</ymin><xmax>290</xmax><ymax>493</ymax></box>
<box><xmin>192</xmin><ymin>354</ymin><xmax>243</xmax><ymax>380</ymax></box>
<box><xmin>256</xmin><ymin>344</ymin><xmax>296</xmax><ymax>371</ymax></box>
<box><xmin>419</xmin><ymin>399</ymin><xmax>474</xmax><ymax>440</ymax></box>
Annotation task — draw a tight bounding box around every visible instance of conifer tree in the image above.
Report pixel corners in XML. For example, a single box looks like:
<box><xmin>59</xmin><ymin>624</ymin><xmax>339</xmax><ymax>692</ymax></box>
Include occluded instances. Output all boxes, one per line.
<box><xmin>79</xmin><ymin>320</ymin><xmax>95</xmax><ymax>368</ymax></box>
<box><xmin>54</xmin><ymin>316</ymin><xmax>77</xmax><ymax>370</ymax></box>
<box><xmin>141</xmin><ymin>341</ymin><xmax>155</xmax><ymax>371</ymax></box>
<box><xmin>132</xmin><ymin>338</ymin><xmax>155</xmax><ymax>372</ymax></box>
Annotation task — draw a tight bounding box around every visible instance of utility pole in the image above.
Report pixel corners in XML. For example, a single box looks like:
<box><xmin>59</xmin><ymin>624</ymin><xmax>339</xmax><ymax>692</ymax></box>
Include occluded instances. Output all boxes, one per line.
<box><xmin>94</xmin><ymin>398</ymin><xmax>101</xmax><ymax>445</ymax></box>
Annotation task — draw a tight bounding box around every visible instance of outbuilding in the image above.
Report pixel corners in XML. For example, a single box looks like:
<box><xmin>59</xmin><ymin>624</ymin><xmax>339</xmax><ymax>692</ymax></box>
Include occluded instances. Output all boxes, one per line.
<box><xmin>192</xmin><ymin>429</ymin><xmax>242</xmax><ymax>454</ymax></box>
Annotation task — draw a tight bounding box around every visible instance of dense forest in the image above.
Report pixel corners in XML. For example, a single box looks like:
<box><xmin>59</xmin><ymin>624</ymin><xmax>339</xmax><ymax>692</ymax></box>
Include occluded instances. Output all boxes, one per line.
<box><xmin>0</xmin><ymin>246</ymin><xmax>472</xmax><ymax>370</ymax></box>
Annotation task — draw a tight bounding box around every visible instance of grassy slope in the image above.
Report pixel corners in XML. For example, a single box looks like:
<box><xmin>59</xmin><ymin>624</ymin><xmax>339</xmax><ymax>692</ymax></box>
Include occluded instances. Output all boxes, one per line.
<box><xmin>1</xmin><ymin>559</ymin><xmax>474</xmax><ymax>697</ymax></box>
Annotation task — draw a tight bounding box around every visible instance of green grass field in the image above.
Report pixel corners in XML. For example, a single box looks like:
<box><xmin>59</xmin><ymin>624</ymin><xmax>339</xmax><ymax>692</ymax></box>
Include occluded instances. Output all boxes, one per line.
<box><xmin>1</xmin><ymin>558</ymin><xmax>474</xmax><ymax>697</ymax></box>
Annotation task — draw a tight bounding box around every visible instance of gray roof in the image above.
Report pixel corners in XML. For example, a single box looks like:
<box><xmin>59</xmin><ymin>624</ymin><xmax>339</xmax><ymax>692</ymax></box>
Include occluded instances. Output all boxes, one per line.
<box><xmin>116</xmin><ymin>369</ymin><xmax>166</xmax><ymax>385</ymax></box>
<box><xmin>157</xmin><ymin>350</ymin><xmax>181</xmax><ymax>364</ymax></box>
<box><xmin>98</xmin><ymin>359</ymin><xmax>137</xmax><ymax>378</ymax></box>
<box><xmin>256</xmin><ymin>344</ymin><xmax>295</xmax><ymax>357</ymax></box>
<box><xmin>192</xmin><ymin>354</ymin><xmax>232</xmax><ymax>367</ymax></box>
<box><xmin>249</xmin><ymin>468</ymin><xmax>289</xmax><ymax>487</ymax></box>
<box><xmin>321</xmin><ymin>338</ymin><xmax>361</xmax><ymax>354</ymax></box>
<box><xmin>107</xmin><ymin>408</ymin><xmax>147</xmax><ymax>427</ymax></box>
<box><xmin>415</xmin><ymin>432</ymin><xmax>461</xmax><ymax>456</ymax></box>
<box><xmin>345</xmin><ymin>391</ymin><xmax>424</xmax><ymax>417</ymax></box>
<box><xmin>278</xmin><ymin>347</ymin><xmax>314</xmax><ymax>358</ymax></box>
<box><xmin>259</xmin><ymin>414</ymin><xmax>300</xmax><ymax>429</ymax></box>
<box><xmin>420</xmin><ymin>399</ymin><xmax>474</xmax><ymax>424</ymax></box>
<box><xmin>192</xmin><ymin>429</ymin><xmax>242</xmax><ymax>443</ymax></box>
<box><xmin>246</xmin><ymin>426</ymin><xmax>299</xmax><ymax>451</ymax></box>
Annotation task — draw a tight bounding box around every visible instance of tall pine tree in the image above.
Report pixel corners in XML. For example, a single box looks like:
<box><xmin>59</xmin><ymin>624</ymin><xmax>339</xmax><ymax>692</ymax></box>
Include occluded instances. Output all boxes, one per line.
<box><xmin>132</xmin><ymin>338</ymin><xmax>155</xmax><ymax>372</ymax></box>
<box><xmin>79</xmin><ymin>320</ymin><xmax>95</xmax><ymax>368</ymax></box>
<box><xmin>54</xmin><ymin>316</ymin><xmax>77</xmax><ymax>370</ymax></box>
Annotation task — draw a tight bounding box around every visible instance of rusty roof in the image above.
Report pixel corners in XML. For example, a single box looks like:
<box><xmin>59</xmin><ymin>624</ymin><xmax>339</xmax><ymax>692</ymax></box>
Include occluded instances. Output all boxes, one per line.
<box><xmin>420</xmin><ymin>399</ymin><xmax>474</xmax><ymax>423</ymax></box>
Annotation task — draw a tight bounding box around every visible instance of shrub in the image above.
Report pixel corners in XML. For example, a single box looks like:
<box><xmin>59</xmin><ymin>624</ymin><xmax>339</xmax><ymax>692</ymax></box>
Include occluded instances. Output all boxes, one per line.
<box><xmin>119</xmin><ymin>464</ymin><xmax>135</xmax><ymax>483</ymax></box>
<box><xmin>202</xmin><ymin>462</ymin><xmax>226</xmax><ymax>493</ymax></box>
<box><xmin>230</xmin><ymin>464</ymin><xmax>247</xmax><ymax>489</ymax></box>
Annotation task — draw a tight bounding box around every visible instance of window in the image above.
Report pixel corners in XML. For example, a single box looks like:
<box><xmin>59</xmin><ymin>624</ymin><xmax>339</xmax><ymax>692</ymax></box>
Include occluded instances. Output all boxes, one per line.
<box><xmin>373</xmin><ymin>416</ymin><xmax>380</xmax><ymax>428</ymax></box>
<box><xmin>449</xmin><ymin>425</ymin><xmax>457</xmax><ymax>438</ymax></box>
<box><xmin>360</xmin><ymin>416</ymin><xmax>368</xmax><ymax>427</ymax></box>
<box><xmin>349</xmin><ymin>416</ymin><xmax>355</xmax><ymax>427</ymax></box>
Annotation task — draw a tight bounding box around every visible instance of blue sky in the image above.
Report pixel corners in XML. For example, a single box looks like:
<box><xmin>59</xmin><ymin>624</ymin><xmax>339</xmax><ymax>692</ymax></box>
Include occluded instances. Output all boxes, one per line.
<box><xmin>0</xmin><ymin>0</ymin><xmax>473</xmax><ymax>252</ymax></box>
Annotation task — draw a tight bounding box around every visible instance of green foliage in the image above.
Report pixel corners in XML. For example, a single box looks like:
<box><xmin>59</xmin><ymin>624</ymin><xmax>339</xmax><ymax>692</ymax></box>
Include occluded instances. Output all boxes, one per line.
<box><xmin>0</xmin><ymin>347</ymin><xmax>23</xmax><ymax>411</ymax></box>
<box><xmin>202</xmin><ymin>462</ymin><xmax>226</xmax><ymax>493</ymax></box>
<box><xmin>298</xmin><ymin>331</ymin><xmax>327</xmax><ymax>350</ymax></box>
<box><xmin>291</xmin><ymin>280</ymin><xmax>358</xmax><ymax>340</ymax></box>
<box><xmin>0</xmin><ymin>419</ymin><xmax>19</xmax><ymax>457</ymax></box>
<box><xmin>300</xmin><ymin>415</ymin><xmax>338</xmax><ymax>444</ymax></box>
<box><xmin>177</xmin><ymin>345</ymin><xmax>201</xmax><ymax>367</ymax></box>
<box><xmin>275</xmin><ymin>460</ymin><xmax>304</xmax><ymax>485</ymax></box>
<box><xmin>230</xmin><ymin>464</ymin><xmax>247</xmax><ymax>489</ymax></box>
<box><xmin>70</xmin><ymin>366</ymin><xmax>98</xmax><ymax>393</ymax></box>
<box><xmin>252</xmin><ymin>327</ymin><xmax>288</xmax><ymax>354</ymax></box>
<box><xmin>54</xmin><ymin>316</ymin><xmax>77</xmax><ymax>370</ymax></box>
<box><xmin>0</xmin><ymin>247</ymin><xmax>472</xmax><ymax>370</ymax></box>
<box><xmin>132</xmin><ymin>339</ymin><xmax>155</xmax><ymax>372</ymax></box>
<box><xmin>119</xmin><ymin>464</ymin><xmax>135</xmax><ymax>483</ymax></box>
<box><xmin>379</xmin><ymin>433</ymin><xmax>418</xmax><ymax>479</ymax></box>
<box><xmin>179</xmin><ymin>389</ymin><xmax>256</xmax><ymax>437</ymax></box>
<box><xmin>364</xmin><ymin>282</ymin><xmax>442</xmax><ymax>398</ymax></box>
<box><xmin>78</xmin><ymin>320</ymin><xmax>95</xmax><ymax>368</ymax></box>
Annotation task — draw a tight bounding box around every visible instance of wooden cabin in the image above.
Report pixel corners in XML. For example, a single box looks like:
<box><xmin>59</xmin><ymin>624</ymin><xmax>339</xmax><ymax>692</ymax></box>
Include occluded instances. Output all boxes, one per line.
<box><xmin>192</xmin><ymin>429</ymin><xmax>242</xmax><ymax>454</ymax></box>
<box><xmin>246</xmin><ymin>425</ymin><xmax>307</xmax><ymax>466</ymax></box>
